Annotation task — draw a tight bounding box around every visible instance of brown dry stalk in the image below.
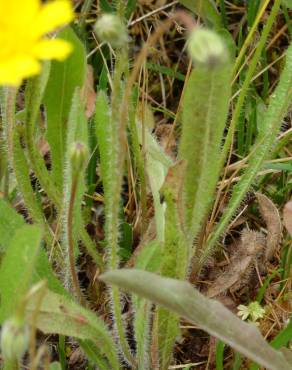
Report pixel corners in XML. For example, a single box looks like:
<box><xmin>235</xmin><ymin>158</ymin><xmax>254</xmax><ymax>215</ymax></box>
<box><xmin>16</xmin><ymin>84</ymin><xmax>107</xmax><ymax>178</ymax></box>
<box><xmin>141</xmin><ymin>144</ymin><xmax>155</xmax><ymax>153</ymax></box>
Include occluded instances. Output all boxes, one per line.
<box><xmin>256</xmin><ymin>192</ymin><xmax>282</xmax><ymax>261</ymax></box>
<box><xmin>283</xmin><ymin>201</ymin><xmax>292</xmax><ymax>237</ymax></box>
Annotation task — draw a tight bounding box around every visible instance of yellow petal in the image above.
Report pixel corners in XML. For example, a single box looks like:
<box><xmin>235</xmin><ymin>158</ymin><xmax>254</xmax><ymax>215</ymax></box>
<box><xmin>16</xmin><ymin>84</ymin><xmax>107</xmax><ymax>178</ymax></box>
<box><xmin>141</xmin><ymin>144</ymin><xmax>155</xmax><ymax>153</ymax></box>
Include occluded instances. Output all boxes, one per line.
<box><xmin>0</xmin><ymin>0</ymin><xmax>40</xmax><ymax>26</ymax></box>
<box><xmin>33</xmin><ymin>39</ymin><xmax>73</xmax><ymax>61</ymax></box>
<box><xmin>33</xmin><ymin>0</ymin><xmax>74</xmax><ymax>37</ymax></box>
<box><xmin>0</xmin><ymin>56</ymin><xmax>41</xmax><ymax>86</ymax></box>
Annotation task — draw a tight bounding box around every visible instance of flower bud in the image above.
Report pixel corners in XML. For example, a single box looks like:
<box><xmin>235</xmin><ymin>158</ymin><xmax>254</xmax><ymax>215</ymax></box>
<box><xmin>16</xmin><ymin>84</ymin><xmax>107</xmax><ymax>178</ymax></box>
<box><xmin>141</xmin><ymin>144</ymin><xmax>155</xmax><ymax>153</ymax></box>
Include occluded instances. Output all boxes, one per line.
<box><xmin>69</xmin><ymin>141</ymin><xmax>88</xmax><ymax>176</ymax></box>
<box><xmin>1</xmin><ymin>317</ymin><xmax>29</xmax><ymax>361</ymax></box>
<box><xmin>94</xmin><ymin>14</ymin><xmax>129</xmax><ymax>48</ymax></box>
<box><xmin>187</xmin><ymin>28</ymin><xmax>227</xmax><ymax>67</ymax></box>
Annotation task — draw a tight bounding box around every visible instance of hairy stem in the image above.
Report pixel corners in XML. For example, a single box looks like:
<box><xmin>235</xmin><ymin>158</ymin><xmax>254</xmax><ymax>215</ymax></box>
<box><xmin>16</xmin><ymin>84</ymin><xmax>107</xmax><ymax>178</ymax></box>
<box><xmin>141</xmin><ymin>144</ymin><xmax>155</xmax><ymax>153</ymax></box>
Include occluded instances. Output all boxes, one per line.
<box><xmin>67</xmin><ymin>174</ymin><xmax>86</xmax><ymax>305</ymax></box>
<box><xmin>24</xmin><ymin>67</ymin><xmax>62</xmax><ymax>209</ymax></box>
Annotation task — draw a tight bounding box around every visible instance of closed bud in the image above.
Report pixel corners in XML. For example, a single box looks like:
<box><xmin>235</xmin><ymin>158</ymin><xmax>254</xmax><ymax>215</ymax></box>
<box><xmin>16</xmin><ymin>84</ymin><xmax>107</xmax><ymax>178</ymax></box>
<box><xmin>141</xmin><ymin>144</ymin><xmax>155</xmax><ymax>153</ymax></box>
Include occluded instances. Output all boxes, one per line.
<box><xmin>187</xmin><ymin>28</ymin><xmax>227</xmax><ymax>67</ymax></box>
<box><xmin>94</xmin><ymin>14</ymin><xmax>129</xmax><ymax>48</ymax></box>
<box><xmin>69</xmin><ymin>142</ymin><xmax>88</xmax><ymax>175</ymax></box>
<box><xmin>1</xmin><ymin>316</ymin><xmax>29</xmax><ymax>361</ymax></box>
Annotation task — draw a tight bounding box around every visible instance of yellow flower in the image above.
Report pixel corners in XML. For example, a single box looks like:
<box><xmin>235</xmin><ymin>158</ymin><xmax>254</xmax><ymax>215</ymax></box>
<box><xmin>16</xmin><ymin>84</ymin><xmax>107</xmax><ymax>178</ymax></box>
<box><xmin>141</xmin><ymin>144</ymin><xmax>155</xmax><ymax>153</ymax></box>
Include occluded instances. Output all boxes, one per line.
<box><xmin>0</xmin><ymin>0</ymin><xmax>74</xmax><ymax>86</ymax></box>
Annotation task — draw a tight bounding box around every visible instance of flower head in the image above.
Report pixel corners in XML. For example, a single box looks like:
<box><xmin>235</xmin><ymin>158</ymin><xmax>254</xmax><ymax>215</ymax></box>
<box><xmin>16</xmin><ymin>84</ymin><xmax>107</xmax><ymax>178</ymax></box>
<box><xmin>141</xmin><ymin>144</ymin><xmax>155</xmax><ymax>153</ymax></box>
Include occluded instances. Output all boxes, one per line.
<box><xmin>1</xmin><ymin>316</ymin><xmax>29</xmax><ymax>361</ymax></box>
<box><xmin>237</xmin><ymin>302</ymin><xmax>265</xmax><ymax>323</ymax></box>
<box><xmin>69</xmin><ymin>141</ymin><xmax>89</xmax><ymax>176</ymax></box>
<box><xmin>94</xmin><ymin>14</ymin><xmax>129</xmax><ymax>48</ymax></box>
<box><xmin>187</xmin><ymin>28</ymin><xmax>227</xmax><ymax>67</ymax></box>
<box><xmin>0</xmin><ymin>0</ymin><xmax>74</xmax><ymax>86</ymax></box>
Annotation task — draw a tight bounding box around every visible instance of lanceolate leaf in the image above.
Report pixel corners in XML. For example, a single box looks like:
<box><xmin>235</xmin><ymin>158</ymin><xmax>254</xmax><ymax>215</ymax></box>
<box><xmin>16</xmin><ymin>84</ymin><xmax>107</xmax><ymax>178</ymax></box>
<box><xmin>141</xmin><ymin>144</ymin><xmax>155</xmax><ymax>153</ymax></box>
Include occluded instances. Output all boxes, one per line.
<box><xmin>179</xmin><ymin>58</ymin><xmax>232</xmax><ymax>247</ymax></box>
<box><xmin>43</xmin><ymin>27</ymin><xmax>86</xmax><ymax>191</ymax></box>
<box><xmin>136</xmin><ymin>123</ymin><xmax>173</xmax><ymax>242</ymax></box>
<box><xmin>26</xmin><ymin>289</ymin><xmax>119</xmax><ymax>370</ymax></box>
<box><xmin>101</xmin><ymin>269</ymin><xmax>292</xmax><ymax>370</ymax></box>
<box><xmin>0</xmin><ymin>199</ymin><xmax>25</xmax><ymax>250</ymax></box>
<box><xmin>0</xmin><ymin>198</ymin><xmax>67</xmax><ymax>297</ymax></box>
<box><xmin>0</xmin><ymin>225</ymin><xmax>41</xmax><ymax>323</ymax></box>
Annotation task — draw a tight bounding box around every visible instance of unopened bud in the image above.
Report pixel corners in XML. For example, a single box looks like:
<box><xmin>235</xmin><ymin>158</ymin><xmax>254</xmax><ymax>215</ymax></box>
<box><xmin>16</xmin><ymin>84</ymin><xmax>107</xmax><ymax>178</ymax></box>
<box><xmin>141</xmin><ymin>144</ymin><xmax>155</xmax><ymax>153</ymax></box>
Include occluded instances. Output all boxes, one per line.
<box><xmin>69</xmin><ymin>141</ymin><xmax>88</xmax><ymax>175</ymax></box>
<box><xmin>1</xmin><ymin>316</ymin><xmax>29</xmax><ymax>361</ymax></box>
<box><xmin>187</xmin><ymin>28</ymin><xmax>227</xmax><ymax>67</ymax></box>
<box><xmin>94</xmin><ymin>14</ymin><xmax>129</xmax><ymax>48</ymax></box>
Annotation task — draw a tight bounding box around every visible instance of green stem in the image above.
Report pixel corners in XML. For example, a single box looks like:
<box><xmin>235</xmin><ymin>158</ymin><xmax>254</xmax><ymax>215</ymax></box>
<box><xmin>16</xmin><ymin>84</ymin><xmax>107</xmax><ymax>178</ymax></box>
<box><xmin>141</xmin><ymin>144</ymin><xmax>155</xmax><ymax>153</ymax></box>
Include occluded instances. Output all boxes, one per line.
<box><xmin>106</xmin><ymin>49</ymin><xmax>135</xmax><ymax>366</ymax></box>
<box><xmin>67</xmin><ymin>174</ymin><xmax>86</xmax><ymax>305</ymax></box>
<box><xmin>24</xmin><ymin>66</ymin><xmax>62</xmax><ymax>209</ymax></box>
<box><xmin>1</xmin><ymin>87</ymin><xmax>15</xmax><ymax>198</ymax></box>
<box><xmin>13</xmin><ymin>119</ymin><xmax>55</xmax><ymax>249</ymax></box>
<box><xmin>3</xmin><ymin>87</ymin><xmax>57</xmax><ymax>254</ymax></box>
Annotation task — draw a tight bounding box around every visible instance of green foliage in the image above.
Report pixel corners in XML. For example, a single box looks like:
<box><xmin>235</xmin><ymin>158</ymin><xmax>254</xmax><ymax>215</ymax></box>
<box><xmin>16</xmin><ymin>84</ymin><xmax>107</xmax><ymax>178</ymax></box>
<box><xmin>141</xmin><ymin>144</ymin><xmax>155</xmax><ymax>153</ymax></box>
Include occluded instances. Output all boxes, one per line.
<box><xmin>43</xmin><ymin>27</ymin><xmax>86</xmax><ymax>192</ymax></box>
<box><xmin>282</xmin><ymin>0</ymin><xmax>292</xmax><ymax>8</ymax></box>
<box><xmin>0</xmin><ymin>199</ymin><xmax>24</xmax><ymax>250</ymax></box>
<box><xmin>156</xmin><ymin>162</ymin><xmax>189</xmax><ymax>369</ymax></box>
<box><xmin>1</xmin><ymin>3</ymin><xmax>292</xmax><ymax>369</ymax></box>
<box><xmin>179</xmin><ymin>0</ymin><xmax>222</xmax><ymax>28</ymax></box>
<box><xmin>26</xmin><ymin>289</ymin><xmax>119</xmax><ymax>369</ymax></box>
<box><xmin>62</xmin><ymin>89</ymin><xmax>88</xmax><ymax>253</ymax></box>
<box><xmin>202</xmin><ymin>41</ymin><xmax>292</xmax><ymax>268</ymax></box>
<box><xmin>24</xmin><ymin>62</ymin><xmax>60</xmax><ymax>207</ymax></box>
<box><xmin>136</xmin><ymin>122</ymin><xmax>173</xmax><ymax>242</ymax></box>
<box><xmin>0</xmin><ymin>199</ymin><xmax>67</xmax><ymax>300</ymax></box>
<box><xmin>49</xmin><ymin>362</ymin><xmax>62</xmax><ymax>370</ymax></box>
<box><xmin>0</xmin><ymin>225</ymin><xmax>41</xmax><ymax>323</ymax></box>
<box><xmin>101</xmin><ymin>269</ymin><xmax>292</xmax><ymax>370</ymax></box>
<box><xmin>95</xmin><ymin>51</ymin><xmax>134</xmax><ymax>364</ymax></box>
<box><xmin>179</xmin><ymin>49</ymin><xmax>232</xmax><ymax>249</ymax></box>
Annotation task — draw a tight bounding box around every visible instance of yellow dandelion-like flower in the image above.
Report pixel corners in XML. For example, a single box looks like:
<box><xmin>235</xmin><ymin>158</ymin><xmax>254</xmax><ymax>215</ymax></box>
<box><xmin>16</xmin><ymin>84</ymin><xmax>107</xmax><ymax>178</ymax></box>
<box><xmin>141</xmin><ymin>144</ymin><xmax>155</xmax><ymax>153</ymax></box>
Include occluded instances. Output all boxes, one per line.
<box><xmin>0</xmin><ymin>0</ymin><xmax>74</xmax><ymax>86</ymax></box>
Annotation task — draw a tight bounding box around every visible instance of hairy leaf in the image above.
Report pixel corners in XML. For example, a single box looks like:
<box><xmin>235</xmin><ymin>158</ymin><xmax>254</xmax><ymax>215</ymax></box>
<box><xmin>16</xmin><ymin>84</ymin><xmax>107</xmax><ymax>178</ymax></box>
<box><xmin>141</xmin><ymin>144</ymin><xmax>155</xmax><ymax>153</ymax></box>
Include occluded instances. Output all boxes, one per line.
<box><xmin>26</xmin><ymin>289</ymin><xmax>119</xmax><ymax>370</ymax></box>
<box><xmin>0</xmin><ymin>199</ymin><xmax>67</xmax><ymax>297</ymax></box>
<box><xmin>179</xmin><ymin>47</ymin><xmax>232</xmax><ymax>246</ymax></box>
<box><xmin>0</xmin><ymin>199</ymin><xmax>25</xmax><ymax>250</ymax></box>
<box><xmin>101</xmin><ymin>269</ymin><xmax>292</xmax><ymax>370</ymax></box>
<box><xmin>43</xmin><ymin>27</ymin><xmax>86</xmax><ymax>191</ymax></box>
<box><xmin>0</xmin><ymin>225</ymin><xmax>41</xmax><ymax>323</ymax></box>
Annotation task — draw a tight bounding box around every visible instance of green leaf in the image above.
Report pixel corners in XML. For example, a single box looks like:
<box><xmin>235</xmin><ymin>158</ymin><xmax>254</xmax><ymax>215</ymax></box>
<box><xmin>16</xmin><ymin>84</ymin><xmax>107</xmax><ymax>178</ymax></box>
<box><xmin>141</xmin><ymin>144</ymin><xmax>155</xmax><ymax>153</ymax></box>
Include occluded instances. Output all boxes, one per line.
<box><xmin>26</xmin><ymin>289</ymin><xmax>119</xmax><ymax>370</ymax></box>
<box><xmin>216</xmin><ymin>340</ymin><xmax>225</xmax><ymax>370</ymax></box>
<box><xmin>136</xmin><ymin>123</ymin><xmax>173</xmax><ymax>242</ymax></box>
<box><xmin>78</xmin><ymin>339</ymin><xmax>112</xmax><ymax>370</ymax></box>
<box><xmin>135</xmin><ymin>240</ymin><xmax>162</xmax><ymax>272</ymax></box>
<box><xmin>133</xmin><ymin>241</ymin><xmax>162</xmax><ymax>370</ymax></box>
<box><xmin>49</xmin><ymin>362</ymin><xmax>62</xmax><ymax>370</ymax></box>
<box><xmin>95</xmin><ymin>91</ymin><xmax>112</xmax><ymax>198</ymax></box>
<box><xmin>43</xmin><ymin>27</ymin><xmax>86</xmax><ymax>191</ymax></box>
<box><xmin>204</xmin><ymin>40</ymin><xmax>292</xmax><ymax>268</ymax></box>
<box><xmin>179</xmin><ymin>0</ymin><xmax>222</xmax><ymax>28</ymax></box>
<box><xmin>179</xmin><ymin>49</ymin><xmax>232</xmax><ymax>246</ymax></box>
<box><xmin>62</xmin><ymin>89</ymin><xmax>88</xmax><ymax>258</ymax></box>
<box><xmin>271</xmin><ymin>318</ymin><xmax>292</xmax><ymax>349</ymax></box>
<box><xmin>0</xmin><ymin>225</ymin><xmax>41</xmax><ymax>323</ymax></box>
<box><xmin>282</xmin><ymin>0</ymin><xmax>292</xmax><ymax>8</ymax></box>
<box><xmin>0</xmin><ymin>199</ymin><xmax>25</xmax><ymax>250</ymax></box>
<box><xmin>34</xmin><ymin>249</ymin><xmax>68</xmax><ymax>297</ymax></box>
<box><xmin>0</xmin><ymin>199</ymin><xmax>66</xmax><ymax>297</ymax></box>
<box><xmin>101</xmin><ymin>269</ymin><xmax>292</xmax><ymax>370</ymax></box>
